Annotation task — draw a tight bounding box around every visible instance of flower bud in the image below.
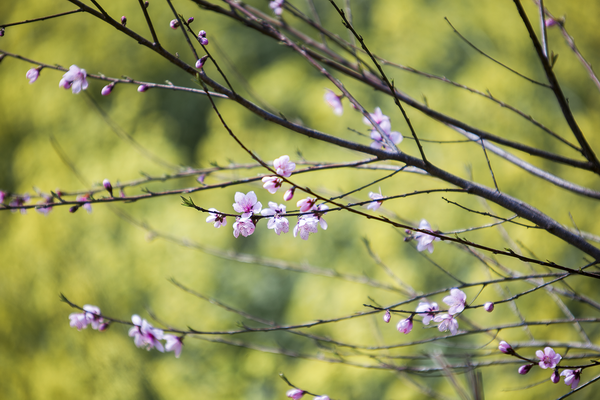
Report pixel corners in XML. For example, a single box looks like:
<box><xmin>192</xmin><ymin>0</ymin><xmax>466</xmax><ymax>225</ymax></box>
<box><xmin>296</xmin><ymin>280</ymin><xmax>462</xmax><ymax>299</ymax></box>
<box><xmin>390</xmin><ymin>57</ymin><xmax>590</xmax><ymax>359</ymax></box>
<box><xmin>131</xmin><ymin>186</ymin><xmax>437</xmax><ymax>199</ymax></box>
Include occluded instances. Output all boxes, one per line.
<box><xmin>144</xmin><ymin>1</ymin><xmax>149</xmax><ymax>8</ymax></box>
<box><xmin>120</xmin><ymin>187</ymin><xmax>126</xmax><ymax>198</ymax></box>
<box><xmin>383</xmin><ymin>310</ymin><xmax>391</xmax><ymax>323</ymax></box>
<box><xmin>121</xmin><ymin>16</ymin><xmax>127</xmax><ymax>26</ymax></box>
<box><xmin>101</xmin><ymin>82</ymin><xmax>115</xmax><ymax>96</ymax></box>
<box><xmin>200</xmin><ymin>37</ymin><xmax>209</xmax><ymax>46</ymax></box>
<box><xmin>103</xmin><ymin>179</ymin><xmax>114</xmax><ymax>197</ymax></box>
<box><xmin>187</xmin><ymin>17</ymin><xmax>194</xmax><ymax>24</ymax></box>
<box><xmin>545</xmin><ymin>18</ymin><xmax>558</xmax><ymax>28</ymax></box>
<box><xmin>198</xmin><ymin>30</ymin><xmax>206</xmax><ymax>37</ymax></box>
<box><xmin>196</xmin><ymin>174</ymin><xmax>206</xmax><ymax>184</ymax></box>
<box><xmin>170</xmin><ymin>19</ymin><xmax>180</xmax><ymax>29</ymax></box>
<box><xmin>0</xmin><ymin>190</ymin><xmax>6</xmax><ymax>203</ymax></box>
<box><xmin>195</xmin><ymin>55</ymin><xmax>208</xmax><ymax>69</ymax></box>
<box><xmin>283</xmin><ymin>187</ymin><xmax>295</xmax><ymax>201</ymax></box>
<box><xmin>26</xmin><ymin>67</ymin><xmax>41</xmax><ymax>84</ymax></box>
<box><xmin>0</xmin><ymin>28</ymin><xmax>5</xmax><ymax>37</ymax></box>
<box><xmin>518</xmin><ymin>364</ymin><xmax>533</xmax><ymax>375</ymax></box>
<box><xmin>69</xmin><ymin>205</ymin><xmax>79</xmax><ymax>213</ymax></box>
<box><xmin>98</xmin><ymin>322</ymin><xmax>110</xmax><ymax>331</ymax></box>
<box><xmin>138</xmin><ymin>84</ymin><xmax>148</xmax><ymax>92</ymax></box>
<box><xmin>397</xmin><ymin>316</ymin><xmax>413</xmax><ymax>334</ymax></box>
<box><xmin>551</xmin><ymin>369</ymin><xmax>560</xmax><ymax>383</ymax></box>
<box><xmin>499</xmin><ymin>341</ymin><xmax>512</xmax><ymax>354</ymax></box>
<box><xmin>484</xmin><ymin>302</ymin><xmax>494</xmax><ymax>312</ymax></box>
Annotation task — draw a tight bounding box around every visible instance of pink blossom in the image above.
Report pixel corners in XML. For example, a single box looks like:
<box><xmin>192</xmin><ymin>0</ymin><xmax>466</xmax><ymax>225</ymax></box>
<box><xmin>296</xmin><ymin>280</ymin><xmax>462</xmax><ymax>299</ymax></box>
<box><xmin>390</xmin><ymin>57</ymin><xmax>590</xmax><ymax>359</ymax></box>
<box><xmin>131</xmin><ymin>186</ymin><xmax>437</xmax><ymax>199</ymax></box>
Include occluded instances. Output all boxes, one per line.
<box><xmin>414</xmin><ymin>219</ymin><xmax>440</xmax><ymax>253</ymax></box>
<box><xmin>433</xmin><ymin>313</ymin><xmax>458</xmax><ymax>335</ymax></box>
<box><xmin>128</xmin><ymin>315</ymin><xmax>165</xmax><ymax>352</ymax></box>
<box><xmin>69</xmin><ymin>305</ymin><xmax>104</xmax><ymax>330</ymax></box>
<box><xmin>536</xmin><ymin>347</ymin><xmax>562</xmax><ymax>369</ymax></box>
<box><xmin>187</xmin><ymin>17</ymin><xmax>194</xmax><ymax>24</ymax></box>
<box><xmin>484</xmin><ymin>302</ymin><xmax>494</xmax><ymax>312</ymax></box>
<box><xmin>261</xmin><ymin>202</ymin><xmax>289</xmax><ymax>235</ymax></box>
<box><xmin>324</xmin><ymin>89</ymin><xmax>343</xmax><ymax>116</ymax></box>
<box><xmin>561</xmin><ymin>369</ymin><xmax>581</xmax><ymax>390</ymax></box>
<box><xmin>283</xmin><ymin>187</ymin><xmax>295</xmax><ymax>201</ymax></box>
<box><xmin>286</xmin><ymin>388</ymin><xmax>304</xmax><ymax>400</ymax></box>
<box><xmin>498</xmin><ymin>341</ymin><xmax>512</xmax><ymax>354</ymax></box>
<box><xmin>273</xmin><ymin>155</ymin><xmax>296</xmax><ymax>177</ymax></box>
<box><xmin>233</xmin><ymin>217</ymin><xmax>255</xmax><ymax>238</ymax></box>
<box><xmin>206</xmin><ymin>208</ymin><xmax>227</xmax><ymax>228</ymax></box>
<box><xmin>164</xmin><ymin>334</ymin><xmax>183</xmax><ymax>358</ymax></box>
<box><xmin>138</xmin><ymin>84</ymin><xmax>149</xmax><ymax>92</ymax></box>
<box><xmin>262</xmin><ymin>176</ymin><xmax>283</xmax><ymax>194</ymax></box>
<box><xmin>293</xmin><ymin>215</ymin><xmax>319</xmax><ymax>240</ymax></box>
<box><xmin>312</xmin><ymin>204</ymin><xmax>328</xmax><ymax>230</ymax></box>
<box><xmin>415</xmin><ymin>301</ymin><xmax>439</xmax><ymax>325</ymax></box>
<box><xmin>35</xmin><ymin>195</ymin><xmax>54</xmax><ymax>216</ymax></box>
<box><xmin>297</xmin><ymin>197</ymin><xmax>316</xmax><ymax>212</ymax></box>
<box><xmin>545</xmin><ymin>18</ymin><xmax>558</xmax><ymax>28</ymax></box>
<box><xmin>9</xmin><ymin>193</ymin><xmax>30</xmax><ymax>214</ymax></box>
<box><xmin>170</xmin><ymin>19</ymin><xmax>180</xmax><ymax>29</ymax></box>
<box><xmin>59</xmin><ymin>65</ymin><xmax>88</xmax><ymax>94</ymax></box>
<box><xmin>0</xmin><ymin>190</ymin><xmax>6</xmax><ymax>203</ymax></box>
<box><xmin>551</xmin><ymin>370</ymin><xmax>560</xmax><ymax>384</ymax></box>
<box><xmin>233</xmin><ymin>191</ymin><xmax>262</xmax><ymax>218</ymax></box>
<box><xmin>518</xmin><ymin>364</ymin><xmax>533</xmax><ymax>375</ymax></box>
<box><xmin>397</xmin><ymin>316</ymin><xmax>413</xmax><ymax>334</ymax></box>
<box><xmin>369</xmin><ymin>124</ymin><xmax>403</xmax><ymax>150</ymax></box>
<box><xmin>26</xmin><ymin>68</ymin><xmax>40</xmax><ymax>84</ymax></box>
<box><xmin>363</xmin><ymin>107</ymin><xmax>390</xmax><ymax>128</ymax></box>
<box><xmin>443</xmin><ymin>288</ymin><xmax>467</xmax><ymax>315</ymax></box>
<box><xmin>270</xmin><ymin>0</ymin><xmax>284</xmax><ymax>15</ymax></box>
<box><xmin>76</xmin><ymin>194</ymin><xmax>92</xmax><ymax>213</ymax></box>
<box><xmin>103</xmin><ymin>179</ymin><xmax>113</xmax><ymax>196</ymax></box>
<box><xmin>314</xmin><ymin>396</ymin><xmax>330</xmax><ymax>400</ymax></box>
<box><xmin>366</xmin><ymin>189</ymin><xmax>384</xmax><ymax>210</ymax></box>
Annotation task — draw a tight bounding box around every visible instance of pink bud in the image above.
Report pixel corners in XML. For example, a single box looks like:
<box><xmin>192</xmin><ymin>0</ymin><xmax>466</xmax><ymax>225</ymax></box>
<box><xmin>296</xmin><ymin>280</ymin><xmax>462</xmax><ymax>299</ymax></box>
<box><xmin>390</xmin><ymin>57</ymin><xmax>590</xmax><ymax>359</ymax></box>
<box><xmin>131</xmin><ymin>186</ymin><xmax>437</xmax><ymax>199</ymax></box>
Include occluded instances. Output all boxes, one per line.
<box><xmin>98</xmin><ymin>322</ymin><xmax>110</xmax><ymax>331</ymax></box>
<box><xmin>187</xmin><ymin>17</ymin><xmax>194</xmax><ymax>24</ymax></box>
<box><xmin>545</xmin><ymin>18</ymin><xmax>558</xmax><ymax>28</ymax></box>
<box><xmin>499</xmin><ymin>341</ymin><xmax>512</xmax><ymax>354</ymax></box>
<box><xmin>551</xmin><ymin>370</ymin><xmax>560</xmax><ymax>383</ymax></box>
<box><xmin>26</xmin><ymin>68</ymin><xmax>40</xmax><ymax>84</ymax></box>
<box><xmin>101</xmin><ymin>82</ymin><xmax>115</xmax><ymax>96</ymax></box>
<box><xmin>103</xmin><ymin>179</ymin><xmax>113</xmax><ymax>197</ymax></box>
<box><xmin>198</xmin><ymin>30</ymin><xmax>206</xmax><ymax>37</ymax></box>
<box><xmin>196</xmin><ymin>174</ymin><xmax>206</xmax><ymax>184</ymax></box>
<box><xmin>121</xmin><ymin>16</ymin><xmax>127</xmax><ymax>26</ymax></box>
<box><xmin>138</xmin><ymin>84</ymin><xmax>148</xmax><ymax>92</ymax></box>
<box><xmin>200</xmin><ymin>37</ymin><xmax>209</xmax><ymax>46</ymax></box>
<box><xmin>69</xmin><ymin>205</ymin><xmax>79</xmax><ymax>213</ymax></box>
<box><xmin>383</xmin><ymin>310</ymin><xmax>391</xmax><ymax>323</ymax></box>
<box><xmin>195</xmin><ymin>55</ymin><xmax>208</xmax><ymax>69</ymax></box>
<box><xmin>484</xmin><ymin>302</ymin><xmax>494</xmax><ymax>312</ymax></box>
<box><xmin>170</xmin><ymin>19</ymin><xmax>180</xmax><ymax>29</ymax></box>
<box><xmin>518</xmin><ymin>364</ymin><xmax>533</xmax><ymax>375</ymax></box>
<box><xmin>144</xmin><ymin>1</ymin><xmax>149</xmax><ymax>8</ymax></box>
<box><xmin>0</xmin><ymin>28</ymin><xmax>5</xmax><ymax>37</ymax></box>
<box><xmin>283</xmin><ymin>187</ymin><xmax>295</xmax><ymax>201</ymax></box>
<box><xmin>286</xmin><ymin>388</ymin><xmax>305</xmax><ymax>400</ymax></box>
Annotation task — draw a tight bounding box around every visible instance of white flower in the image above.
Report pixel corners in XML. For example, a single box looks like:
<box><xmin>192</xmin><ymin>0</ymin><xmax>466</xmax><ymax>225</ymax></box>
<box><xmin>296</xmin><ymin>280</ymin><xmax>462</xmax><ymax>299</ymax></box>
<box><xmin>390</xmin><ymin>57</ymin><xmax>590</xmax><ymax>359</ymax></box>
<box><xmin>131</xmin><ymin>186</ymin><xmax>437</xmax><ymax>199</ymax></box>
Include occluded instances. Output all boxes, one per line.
<box><xmin>59</xmin><ymin>65</ymin><xmax>89</xmax><ymax>94</ymax></box>
<box><xmin>443</xmin><ymin>288</ymin><xmax>467</xmax><ymax>315</ymax></box>
<box><xmin>414</xmin><ymin>219</ymin><xmax>440</xmax><ymax>253</ymax></box>
<box><xmin>324</xmin><ymin>89</ymin><xmax>343</xmax><ymax>116</ymax></box>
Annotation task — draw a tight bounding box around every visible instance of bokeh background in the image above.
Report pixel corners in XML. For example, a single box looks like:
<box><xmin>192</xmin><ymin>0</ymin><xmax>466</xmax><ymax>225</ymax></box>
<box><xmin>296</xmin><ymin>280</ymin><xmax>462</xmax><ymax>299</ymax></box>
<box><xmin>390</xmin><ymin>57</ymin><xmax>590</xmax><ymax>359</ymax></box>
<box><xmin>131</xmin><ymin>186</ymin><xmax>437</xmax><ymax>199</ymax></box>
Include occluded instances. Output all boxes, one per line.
<box><xmin>1</xmin><ymin>0</ymin><xmax>600</xmax><ymax>398</ymax></box>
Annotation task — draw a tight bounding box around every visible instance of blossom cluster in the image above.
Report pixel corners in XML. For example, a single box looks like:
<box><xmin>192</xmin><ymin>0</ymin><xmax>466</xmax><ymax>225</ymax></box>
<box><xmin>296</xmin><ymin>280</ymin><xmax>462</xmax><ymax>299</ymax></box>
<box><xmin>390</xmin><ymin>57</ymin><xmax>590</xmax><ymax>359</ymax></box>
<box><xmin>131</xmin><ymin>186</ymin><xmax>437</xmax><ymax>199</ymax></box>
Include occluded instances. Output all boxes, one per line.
<box><xmin>286</xmin><ymin>388</ymin><xmax>329</xmax><ymax>400</ymax></box>
<box><xmin>499</xmin><ymin>342</ymin><xmax>582</xmax><ymax>390</ymax></box>
<box><xmin>69</xmin><ymin>306</ymin><xmax>183</xmax><ymax>358</ymax></box>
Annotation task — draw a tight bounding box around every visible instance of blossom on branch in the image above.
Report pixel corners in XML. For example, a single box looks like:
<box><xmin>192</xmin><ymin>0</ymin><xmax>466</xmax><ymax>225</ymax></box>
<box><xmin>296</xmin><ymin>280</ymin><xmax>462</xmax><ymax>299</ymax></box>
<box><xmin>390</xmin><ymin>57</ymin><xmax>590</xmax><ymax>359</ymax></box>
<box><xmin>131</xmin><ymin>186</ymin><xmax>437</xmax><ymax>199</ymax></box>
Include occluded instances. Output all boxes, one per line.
<box><xmin>484</xmin><ymin>302</ymin><xmax>494</xmax><ymax>312</ymax></box>
<box><xmin>283</xmin><ymin>187</ymin><xmax>295</xmax><ymax>201</ymax></box>
<box><xmin>415</xmin><ymin>301</ymin><xmax>439</xmax><ymax>325</ymax></box>
<box><xmin>536</xmin><ymin>347</ymin><xmax>562</xmax><ymax>369</ymax></box>
<box><xmin>286</xmin><ymin>388</ymin><xmax>304</xmax><ymax>399</ymax></box>
<box><xmin>293</xmin><ymin>215</ymin><xmax>319</xmax><ymax>240</ymax></box>
<box><xmin>273</xmin><ymin>155</ymin><xmax>296</xmax><ymax>177</ymax></box>
<box><xmin>383</xmin><ymin>310</ymin><xmax>391</xmax><ymax>323</ymax></box>
<box><xmin>69</xmin><ymin>305</ymin><xmax>104</xmax><ymax>331</ymax></box>
<box><xmin>366</xmin><ymin>189</ymin><xmax>384</xmax><ymax>211</ymax></box>
<box><xmin>324</xmin><ymin>89</ymin><xmax>343</xmax><ymax>116</ymax></box>
<box><xmin>164</xmin><ymin>334</ymin><xmax>183</xmax><ymax>358</ymax></box>
<box><xmin>170</xmin><ymin>19</ymin><xmax>180</xmax><ymax>29</ymax></box>
<box><xmin>206</xmin><ymin>208</ymin><xmax>227</xmax><ymax>228</ymax></box>
<box><xmin>561</xmin><ymin>369</ymin><xmax>581</xmax><ymax>390</ymax></box>
<box><xmin>297</xmin><ymin>197</ymin><xmax>316</xmax><ymax>213</ymax></box>
<box><xmin>101</xmin><ymin>83</ymin><xmax>115</xmax><ymax>96</ymax></box>
<box><xmin>518</xmin><ymin>364</ymin><xmax>533</xmax><ymax>375</ymax></box>
<box><xmin>128</xmin><ymin>315</ymin><xmax>165</xmax><ymax>352</ymax></box>
<box><xmin>59</xmin><ymin>65</ymin><xmax>88</xmax><ymax>94</ymax></box>
<box><xmin>233</xmin><ymin>191</ymin><xmax>262</xmax><ymax>217</ymax></box>
<box><xmin>413</xmin><ymin>219</ymin><xmax>440</xmax><ymax>253</ymax></box>
<box><xmin>551</xmin><ymin>369</ymin><xmax>560</xmax><ymax>384</ymax></box>
<box><xmin>9</xmin><ymin>194</ymin><xmax>30</xmax><ymax>214</ymax></box>
<box><xmin>397</xmin><ymin>316</ymin><xmax>413</xmax><ymax>334</ymax></box>
<box><xmin>233</xmin><ymin>217</ymin><xmax>255</xmax><ymax>238</ymax></box>
<box><xmin>76</xmin><ymin>194</ymin><xmax>92</xmax><ymax>213</ymax></box>
<box><xmin>26</xmin><ymin>67</ymin><xmax>40</xmax><ymax>84</ymax></box>
<box><xmin>197</xmin><ymin>30</ymin><xmax>208</xmax><ymax>46</ymax></box>
<box><xmin>443</xmin><ymin>288</ymin><xmax>467</xmax><ymax>315</ymax></box>
<box><xmin>35</xmin><ymin>195</ymin><xmax>54</xmax><ymax>216</ymax></box>
<box><xmin>261</xmin><ymin>202</ymin><xmax>289</xmax><ymax>235</ymax></box>
<box><xmin>262</xmin><ymin>176</ymin><xmax>283</xmax><ymax>194</ymax></box>
<box><xmin>433</xmin><ymin>313</ymin><xmax>458</xmax><ymax>335</ymax></box>
<box><xmin>363</xmin><ymin>107</ymin><xmax>403</xmax><ymax>150</ymax></box>
<box><xmin>498</xmin><ymin>341</ymin><xmax>512</xmax><ymax>354</ymax></box>
<box><xmin>270</xmin><ymin>0</ymin><xmax>285</xmax><ymax>16</ymax></box>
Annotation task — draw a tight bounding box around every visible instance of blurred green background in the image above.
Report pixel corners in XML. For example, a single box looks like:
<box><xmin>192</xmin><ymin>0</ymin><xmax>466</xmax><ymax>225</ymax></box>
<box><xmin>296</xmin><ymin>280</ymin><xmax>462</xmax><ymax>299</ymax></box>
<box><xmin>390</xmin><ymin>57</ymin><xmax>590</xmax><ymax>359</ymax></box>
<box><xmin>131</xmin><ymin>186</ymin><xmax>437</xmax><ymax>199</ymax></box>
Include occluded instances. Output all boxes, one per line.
<box><xmin>1</xmin><ymin>0</ymin><xmax>600</xmax><ymax>398</ymax></box>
